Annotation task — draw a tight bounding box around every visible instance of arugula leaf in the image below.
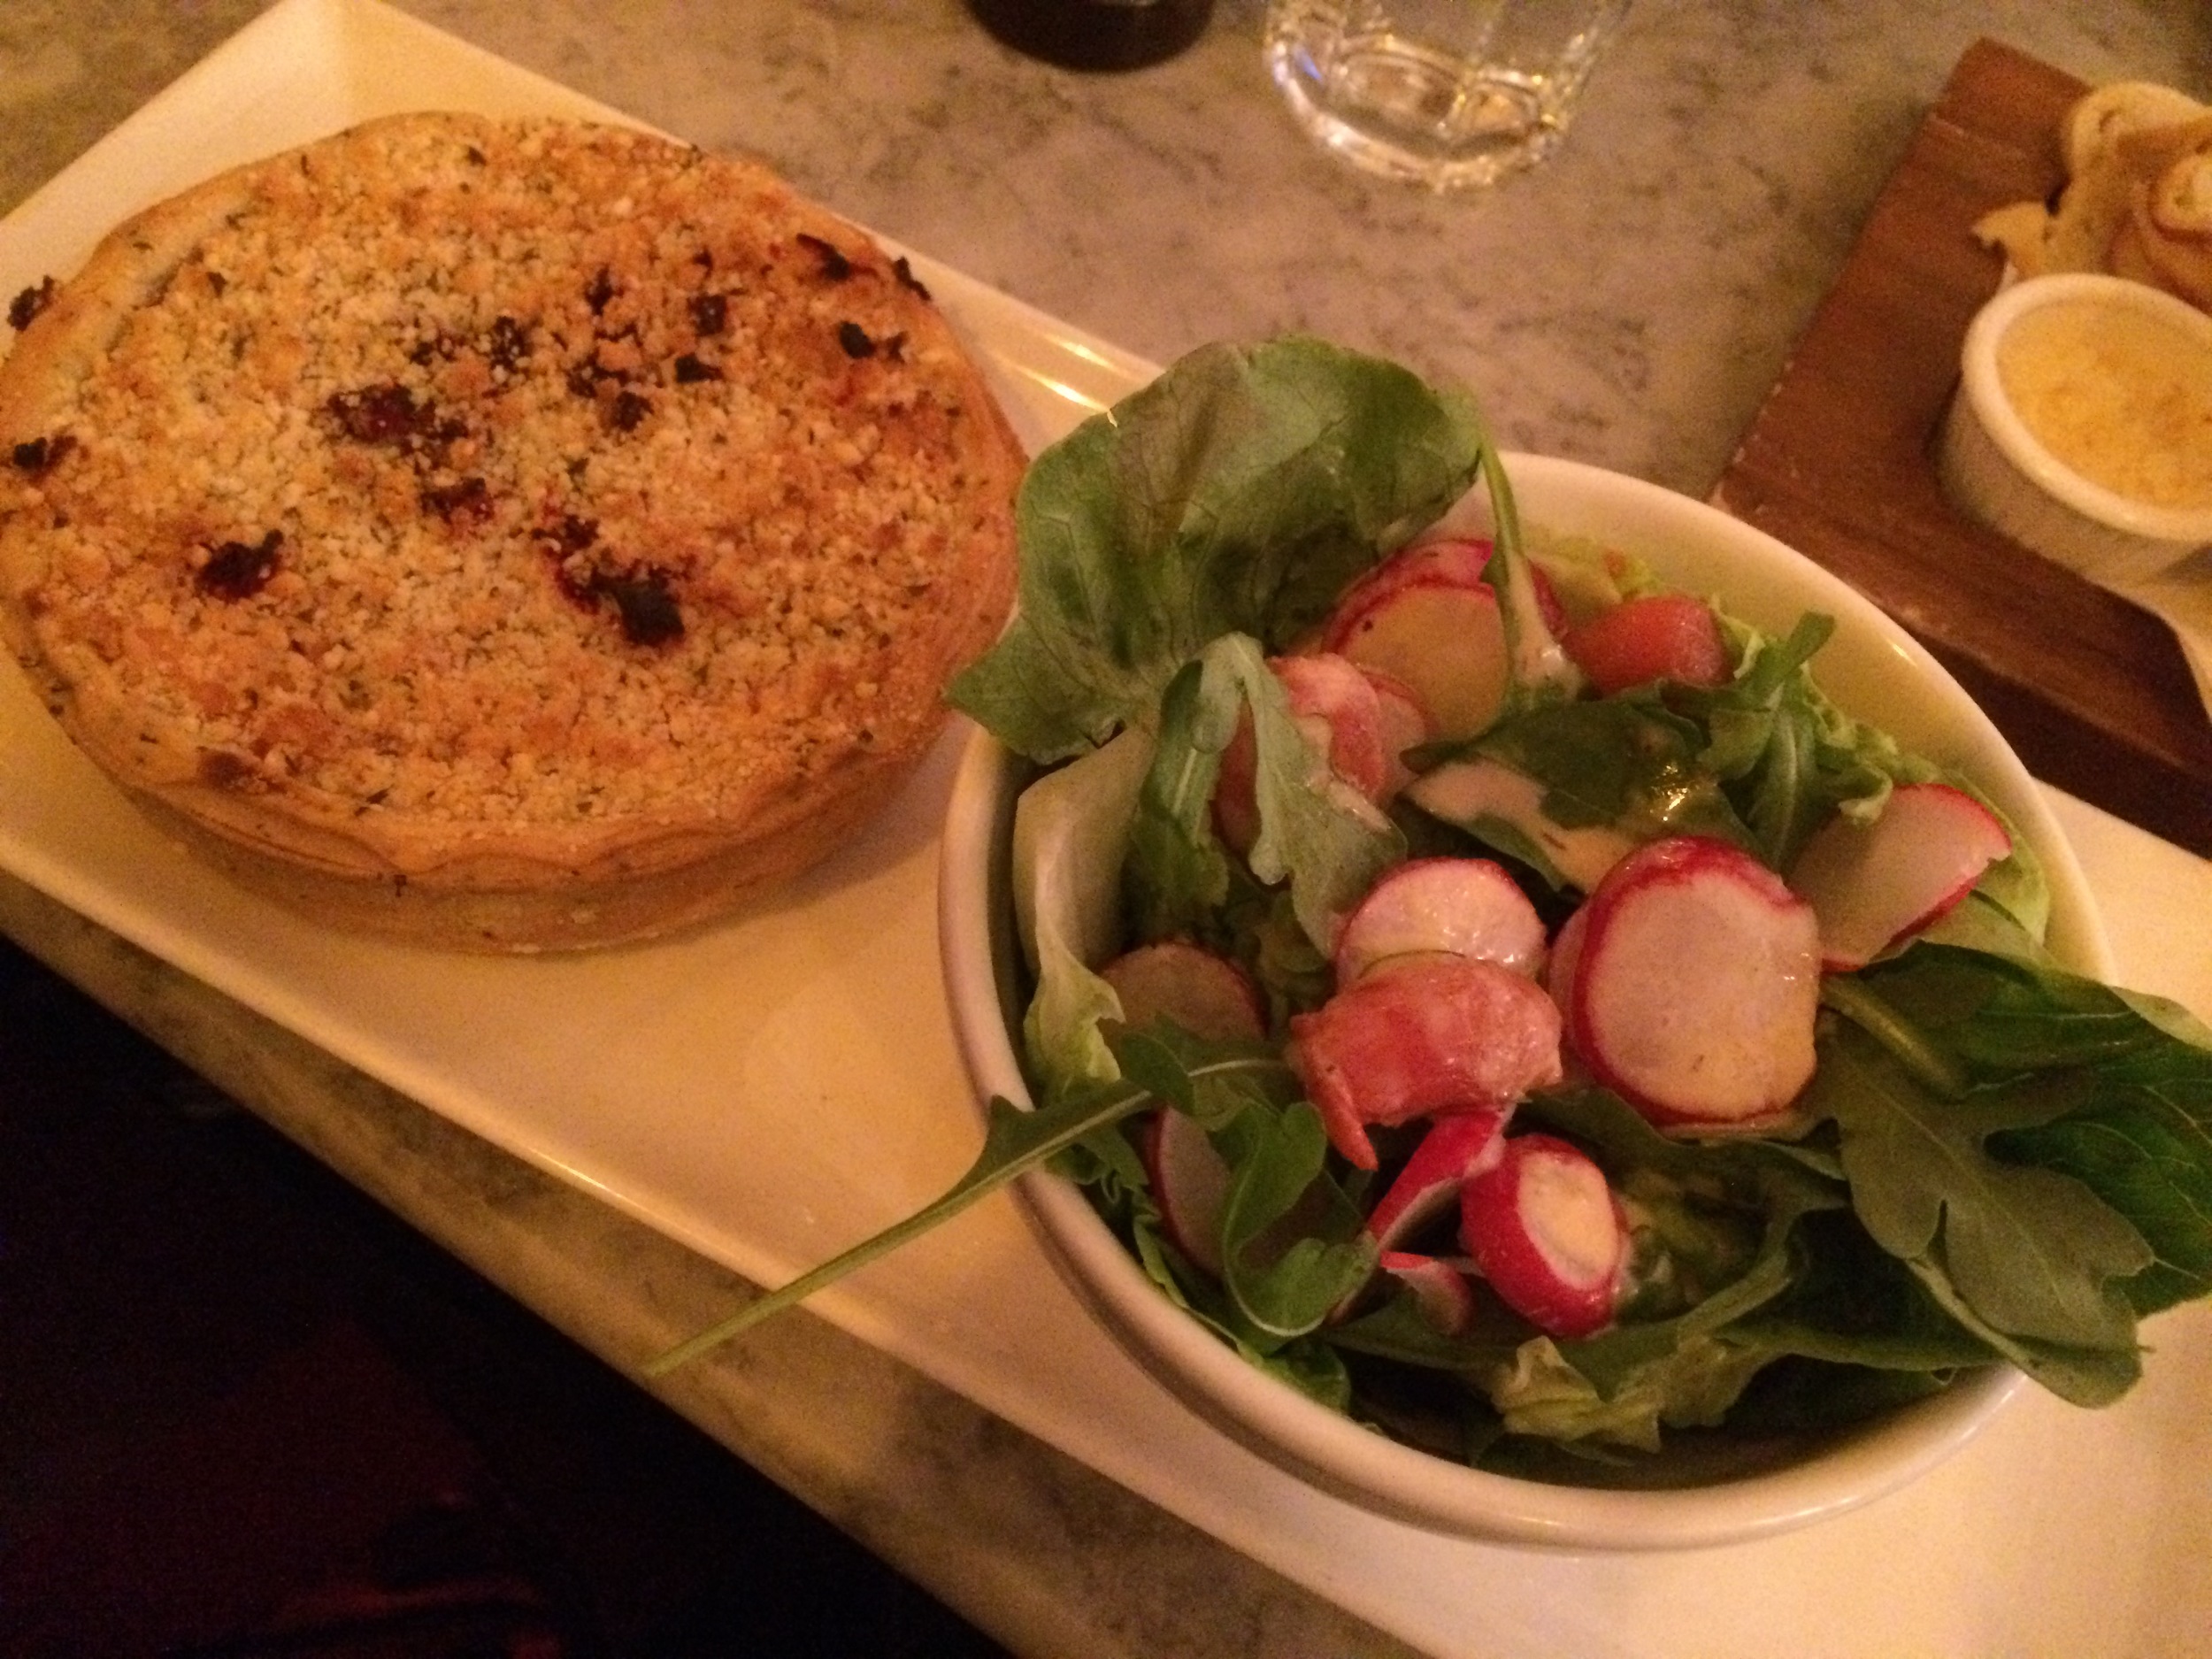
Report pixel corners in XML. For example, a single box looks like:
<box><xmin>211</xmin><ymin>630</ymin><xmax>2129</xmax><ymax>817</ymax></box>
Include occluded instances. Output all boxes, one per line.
<box><xmin>1471</xmin><ymin>698</ymin><xmax>1754</xmax><ymax>848</ymax></box>
<box><xmin>1123</xmin><ymin>657</ymin><xmax>1236</xmax><ymax>944</ymax></box>
<box><xmin>1902</xmin><ymin>1252</ymin><xmax>2143</xmax><ymax>1406</ymax></box>
<box><xmin>1722</xmin><ymin>1359</ymin><xmax>1963</xmax><ymax>1436</ymax></box>
<box><xmin>1330</xmin><ymin>1286</ymin><xmax>1526</xmax><ymax>1373</ymax></box>
<box><xmin>1111</xmin><ymin>1021</ymin><xmax>1303</xmax><ymax>1133</ymax></box>
<box><xmin>1215</xmin><ymin>1100</ymin><xmax>1376</xmax><ymax>1341</ymax></box>
<box><xmin>1218</xmin><ymin>635</ymin><xmax>1406</xmax><ymax>950</ymax></box>
<box><xmin>1684</xmin><ymin>609</ymin><xmax>2050</xmax><ymax>937</ymax></box>
<box><xmin>1470</xmin><ymin>442</ymin><xmax>1584</xmax><ymax>713</ymax></box>
<box><xmin>1988</xmin><ymin>1015</ymin><xmax>2212</xmax><ymax>1318</ymax></box>
<box><xmin>1068</xmin><ymin>1028</ymin><xmax>1363</xmax><ymax>1405</ymax></box>
<box><xmin>947</xmin><ymin>337</ymin><xmax>1487</xmax><ymax>762</ymax></box>
<box><xmin>645</xmin><ymin>1033</ymin><xmax>1298</xmax><ymax>1375</ymax></box>
<box><xmin>1123</xmin><ymin>633</ymin><xmax>1403</xmax><ymax>971</ymax></box>
<box><xmin>642</xmin><ymin>1076</ymin><xmax>1156</xmax><ymax>1375</ymax></box>
<box><xmin>1730</xmin><ymin>1207</ymin><xmax>2000</xmax><ymax>1371</ymax></box>
<box><xmin>1832</xmin><ymin>938</ymin><xmax>2212</xmax><ymax>1327</ymax></box>
<box><xmin>1809</xmin><ymin>951</ymin><xmax>2180</xmax><ymax>1386</ymax></box>
<box><xmin>1243</xmin><ymin>884</ymin><xmax>1337</xmax><ymax>1029</ymax></box>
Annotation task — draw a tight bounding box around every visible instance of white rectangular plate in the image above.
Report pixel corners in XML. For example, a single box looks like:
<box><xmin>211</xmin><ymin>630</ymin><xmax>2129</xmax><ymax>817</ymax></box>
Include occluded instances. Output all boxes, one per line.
<box><xmin>4</xmin><ymin>5</ymin><xmax>2208</xmax><ymax>1656</ymax></box>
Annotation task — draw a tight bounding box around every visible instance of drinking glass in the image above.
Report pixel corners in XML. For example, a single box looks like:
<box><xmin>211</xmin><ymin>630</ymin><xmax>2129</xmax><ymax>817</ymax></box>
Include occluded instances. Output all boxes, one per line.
<box><xmin>1264</xmin><ymin>0</ymin><xmax>1631</xmax><ymax>188</ymax></box>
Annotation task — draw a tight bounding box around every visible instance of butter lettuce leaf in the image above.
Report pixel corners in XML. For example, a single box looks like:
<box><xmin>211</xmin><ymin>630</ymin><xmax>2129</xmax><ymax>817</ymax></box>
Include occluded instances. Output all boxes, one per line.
<box><xmin>1010</xmin><ymin>727</ymin><xmax>1156</xmax><ymax>1094</ymax></box>
<box><xmin>948</xmin><ymin>337</ymin><xmax>1487</xmax><ymax>761</ymax></box>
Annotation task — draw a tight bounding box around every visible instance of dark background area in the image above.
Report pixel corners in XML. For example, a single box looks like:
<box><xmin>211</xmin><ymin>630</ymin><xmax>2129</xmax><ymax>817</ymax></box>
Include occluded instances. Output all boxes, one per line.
<box><xmin>0</xmin><ymin>935</ymin><xmax>1009</xmax><ymax>1658</ymax></box>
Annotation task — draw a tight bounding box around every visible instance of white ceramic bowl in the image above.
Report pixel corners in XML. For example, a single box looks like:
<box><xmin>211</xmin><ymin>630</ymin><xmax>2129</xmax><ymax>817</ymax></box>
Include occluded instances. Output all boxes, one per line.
<box><xmin>1939</xmin><ymin>272</ymin><xmax>2212</xmax><ymax>588</ymax></box>
<box><xmin>938</xmin><ymin>455</ymin><xmax>2114</xmax><ymax>1550</ymax></box>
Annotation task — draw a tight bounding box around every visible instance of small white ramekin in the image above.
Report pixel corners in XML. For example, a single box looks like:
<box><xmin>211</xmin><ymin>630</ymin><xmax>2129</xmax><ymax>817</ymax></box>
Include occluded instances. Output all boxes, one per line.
<box><xmin>1938</xmin><ymin>273</ymin><xmax>2212</xmax><ymax>588</ymax></box>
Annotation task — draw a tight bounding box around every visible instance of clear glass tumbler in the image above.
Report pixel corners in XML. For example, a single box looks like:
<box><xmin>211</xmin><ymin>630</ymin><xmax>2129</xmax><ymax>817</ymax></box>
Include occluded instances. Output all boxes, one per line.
<box><xmin>1264</xmin><ymin>0</ymin><xmax>1631</xmax><ymax>188</ymax></box>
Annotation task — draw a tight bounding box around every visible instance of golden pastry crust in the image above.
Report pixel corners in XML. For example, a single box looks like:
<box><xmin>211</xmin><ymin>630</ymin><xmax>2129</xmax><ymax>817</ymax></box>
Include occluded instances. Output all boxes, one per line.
<box><xmin>0</xmin><ymin>113</ymin><xmax>1022</xmax><ymax>950</ymax></box>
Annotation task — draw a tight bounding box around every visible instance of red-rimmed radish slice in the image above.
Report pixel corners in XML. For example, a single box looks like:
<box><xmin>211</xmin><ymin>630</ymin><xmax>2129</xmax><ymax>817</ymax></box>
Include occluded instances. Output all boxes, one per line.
<box><xmin>1554</xmin><ymin>836</ymin><xmax>1819</xmax><ymax>1133</ymax></box>
<box><xmin>1324</xmin><ymin>574</ymin><xmax>1509</xmax><ymax>740</ymax></box>
<box><xmin>1542</xmin><ymin>902</ymin><xmax>1588</xmax><ymax>1007</ymax></box>
<box><xmin>1364</xmin><ymin>666</ymin><xmax>1432</xmax><ymax>801</ymax></box>
<box><xmin>1786</xmin><ymin>782</ymin><xmax>2013</xmax><ymax>972</ymax></box>
<box><xmin>1099</xmin><ymin>941</ymin><xmax>1266</xmax><ymax>1044</ymax></box>
<box><xmin>1346</xmin><ymin>536</ymin><xmax>1494</xmax><ymax>598</ymax></box>
<box><xmin>1322</xmin><ymin>539</ymin><xmax>1572</xmax><ymax>739</ymax></box>
<box><xmin>1213</xmin><ymin>653</ymin><xmax>1393</xmax><ymax>855</ymax></box>
<box><xmin>1460</xmin><ymin>1133</ymin><xmax>1627</xmax><ymax>1340</ymax></box>
<box><xmin>1213</xmin><ymin>719</ymin><xmax>1263</xmax><ymax>856</ymax></box>
<box><xmin>1377</xmin><ymin>1251</ymin><xmax>1479</xmax><ymax>1337</ymax></box>
<box><xmin>1271</xmin><ymin>654</ymin><xmax>1392</xmax><ymax>798</ymax></box>
<box><xmin>1380</xmin><ymin>535</ymin><xmax>1571</xmax><ymax>637</ymax></box>
<box><xmin>1144</xmin><ymin>1109</ymin><xmax>1232</xmax><ymax>1279</ymax></box>
<box><xmin>1363</xmin><ymin>1107</ymin><xmax>1510</xmax><ymax>1253</ymax></box>
<box><xmin>1286</xmin><ymin>956</ymin><xmax>1563</xmax><ymax>1170</ymax></box>
<box><xmin>1561</xmin><ymin>593</ymin><xmax>1733</xmax><ymax>696</ymax></box>
<box><xmin>1333</xmin><ymin>856</ymin><xmax>1549</xmax><ymax>987</ymax></box>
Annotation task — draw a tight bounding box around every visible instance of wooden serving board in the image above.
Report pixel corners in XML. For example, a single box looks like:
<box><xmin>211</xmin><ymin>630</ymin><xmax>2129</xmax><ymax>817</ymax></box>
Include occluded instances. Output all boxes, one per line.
<box><xmin>1713</xmin><ymin>38</ymin><xmax>2212</xmax><ymax>854</ymax></box>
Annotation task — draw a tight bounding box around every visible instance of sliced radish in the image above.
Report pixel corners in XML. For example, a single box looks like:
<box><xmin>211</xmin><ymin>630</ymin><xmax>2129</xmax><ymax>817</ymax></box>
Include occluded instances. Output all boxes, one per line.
<box><xmin>1363</xmin><ymin>666</ymin><xmax>1432</xmax><ymax>800</ymax></box>
<box><xmin>1321</xmin><ymin>538</ymin><xmax>1573</xmax><ymax>739</ymax></box>
<box><xmin>1541</xmin><ymin>902</ymin><xmax>1589</xmax><ymax>1010</ymax></box>
<box><xmin>1786</xmin><ymin>782</ymin><xmax>2014</xmax><ymax>972</ymax></box>
<box><xmin>1271</xmin><ymin>654</ymin><xmax>1393</xmax><ymax>797</ymax></box>
<box><xmin>1098</xmin><ymin>941</ymin><xmax>1266</xmax><ymax>1044</ymax></box>
<box><xmin>1331</xmin><ymin>1108</ymin><xmax>1509</xmax><ymax>1325</ymax></box>
<box><xmin>1405</xmin><ymin>755</ymin><xmax>1640</xmax><ymax>893</ymax></box>
<box><xmin>1553</xmin><ymin>836</ymin><xmax>1820</xmax><ymax>1133</ymax></box>
<box><xmin>1144</xmin><ymin>1109</ymin><xmax>1233</xmax><ymax>1279</ymax></box>
<box><xmin>1389</xmin><ymin>534</ymin><xmax>1571</xmax><ymax>637</ymax></box>
<box><xmin>1377</xmin><ymin>1251</ymin><xmax>1479</xmax><ymax>1337</ymax></box>
<box><xmin>1286</xmin><ymin>956</ymin><xmax>1563</xmax><ymax>1170</ymax></box>
<box><xmin>1333</xmin><ymin>856</ymin><xmax>1549</xmax><ymax>987</ymax></box>
<box><xmin>1459</xmin><ymin>1133</ymin><xmax>1627</xmax><ymax>1340</ymax></box>
<box><xmin>1561</xmin><ymin>593</ymin><xmax>1734</xmax><ymax>696</ymax></box>
<box><xmin>1363</xmin><ymin>1107</ymin><xmax>1511</xmax><ymax>1253</ymax></box>
<box><xmin>1348</xmin><ymin>536</ymin><xmax>1494</xmax><ymax>596</ymax></box>
<box><xmin>1318</xmin><ymin>541</ymin><xmax>1513</xmax><ymax>739</ymax></box>
<box><xmin>1212</xmin><ymin>718</ymin><xmax>1263</xmax><ymax>856</ymax></box>
<box><xmin>1323</xmin><ymin>575</ymin><xmax>1509</xmax><ymax>741</ymax></box>
<box><xmin>1213</xmin><ymin>652</ymin><xmax>1394</xmax><ymax>856</ymax></box>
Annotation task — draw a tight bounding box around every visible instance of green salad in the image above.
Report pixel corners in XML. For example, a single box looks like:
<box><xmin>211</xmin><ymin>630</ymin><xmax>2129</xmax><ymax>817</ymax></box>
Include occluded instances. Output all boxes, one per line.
<box><xmin>651</xmin><ymin>338</ymin><xmax>2212</xmax><ymax>1473</ymax></box>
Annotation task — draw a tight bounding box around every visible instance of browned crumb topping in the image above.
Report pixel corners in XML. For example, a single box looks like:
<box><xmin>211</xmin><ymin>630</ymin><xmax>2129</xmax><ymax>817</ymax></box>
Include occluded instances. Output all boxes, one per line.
<box><xmin>4</xmin><ymin>117</ymin><xmax>1006</xmax><ymax>828</ymax></box>
<box><xmin>12</xmin><ymin>433</ymin><xmax>74</xmax><ymax>476</ymax></box>
<box><xmin>8</xmin><ymin>278</ymin><xmax>57</xmax><ymax>333</ymax></box>
<box><xmin>796</xmin><ymin>233</ymin><xmax>853</xmax><ymax>281</ymax></box>
<box><xmin>196</xmin><ymin>531</ymin><xmax>283</xmax><ymax>600</ymax></box>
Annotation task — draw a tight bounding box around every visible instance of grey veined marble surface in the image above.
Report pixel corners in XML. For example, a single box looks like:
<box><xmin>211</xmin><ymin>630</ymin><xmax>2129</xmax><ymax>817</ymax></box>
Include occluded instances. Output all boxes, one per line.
<box><xmin>6</xmin><ymin>1</ymin><xmax>2207</xmax><ymax>495</ymax></box>
<box><xmin>2</xmin><ymin>4</ymin><xmax>2208</xmax><ymax>1657</ymax></box>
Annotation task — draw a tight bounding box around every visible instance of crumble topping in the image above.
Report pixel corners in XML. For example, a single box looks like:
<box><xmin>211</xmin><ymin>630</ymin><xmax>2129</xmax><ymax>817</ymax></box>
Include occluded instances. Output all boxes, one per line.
<box><xmin>2</xmin><ymin>116</ymin><xmax>1010</xmax><ymax>832</ymax></box>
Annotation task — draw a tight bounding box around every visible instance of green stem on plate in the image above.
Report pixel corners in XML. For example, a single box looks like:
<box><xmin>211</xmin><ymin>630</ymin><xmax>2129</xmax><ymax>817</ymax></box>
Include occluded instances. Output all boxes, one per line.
<box><xmin>642</xmin><ymin>1079</ymin><xmax>1154</xmax><ymax>1376</ymax></box>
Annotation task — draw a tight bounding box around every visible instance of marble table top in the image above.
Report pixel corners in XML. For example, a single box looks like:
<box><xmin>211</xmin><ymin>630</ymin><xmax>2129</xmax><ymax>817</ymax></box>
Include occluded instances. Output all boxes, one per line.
<box><xmin>4</xmin><ymin>4</ymin><xmax>2208</xmax><ymax>1655</ymax></box>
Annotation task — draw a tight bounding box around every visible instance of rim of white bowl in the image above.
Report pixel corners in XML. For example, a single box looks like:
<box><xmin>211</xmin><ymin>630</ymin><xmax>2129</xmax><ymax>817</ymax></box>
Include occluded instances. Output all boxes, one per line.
<box><xmin>937</xmin><ymin>454</ymin><xmax>2112</xmax><ymax>1550</ymax></box>
<box><xmin>1959</xmin><ymin>272</ymin><xmax>2212</xmax><ymax>545</ymax></box>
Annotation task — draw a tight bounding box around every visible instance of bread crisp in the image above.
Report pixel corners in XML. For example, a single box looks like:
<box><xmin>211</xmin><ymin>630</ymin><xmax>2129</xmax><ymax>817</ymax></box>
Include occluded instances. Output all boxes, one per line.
<box><xmin>1974</xmin><ymin>81</ymin><xmax>2212</xmax><ymax>312</ymax></box>
<box><xmin>0</xmin><ymin>113</ymin><xmax>1023</xmax><ymax>950</ymax></box>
